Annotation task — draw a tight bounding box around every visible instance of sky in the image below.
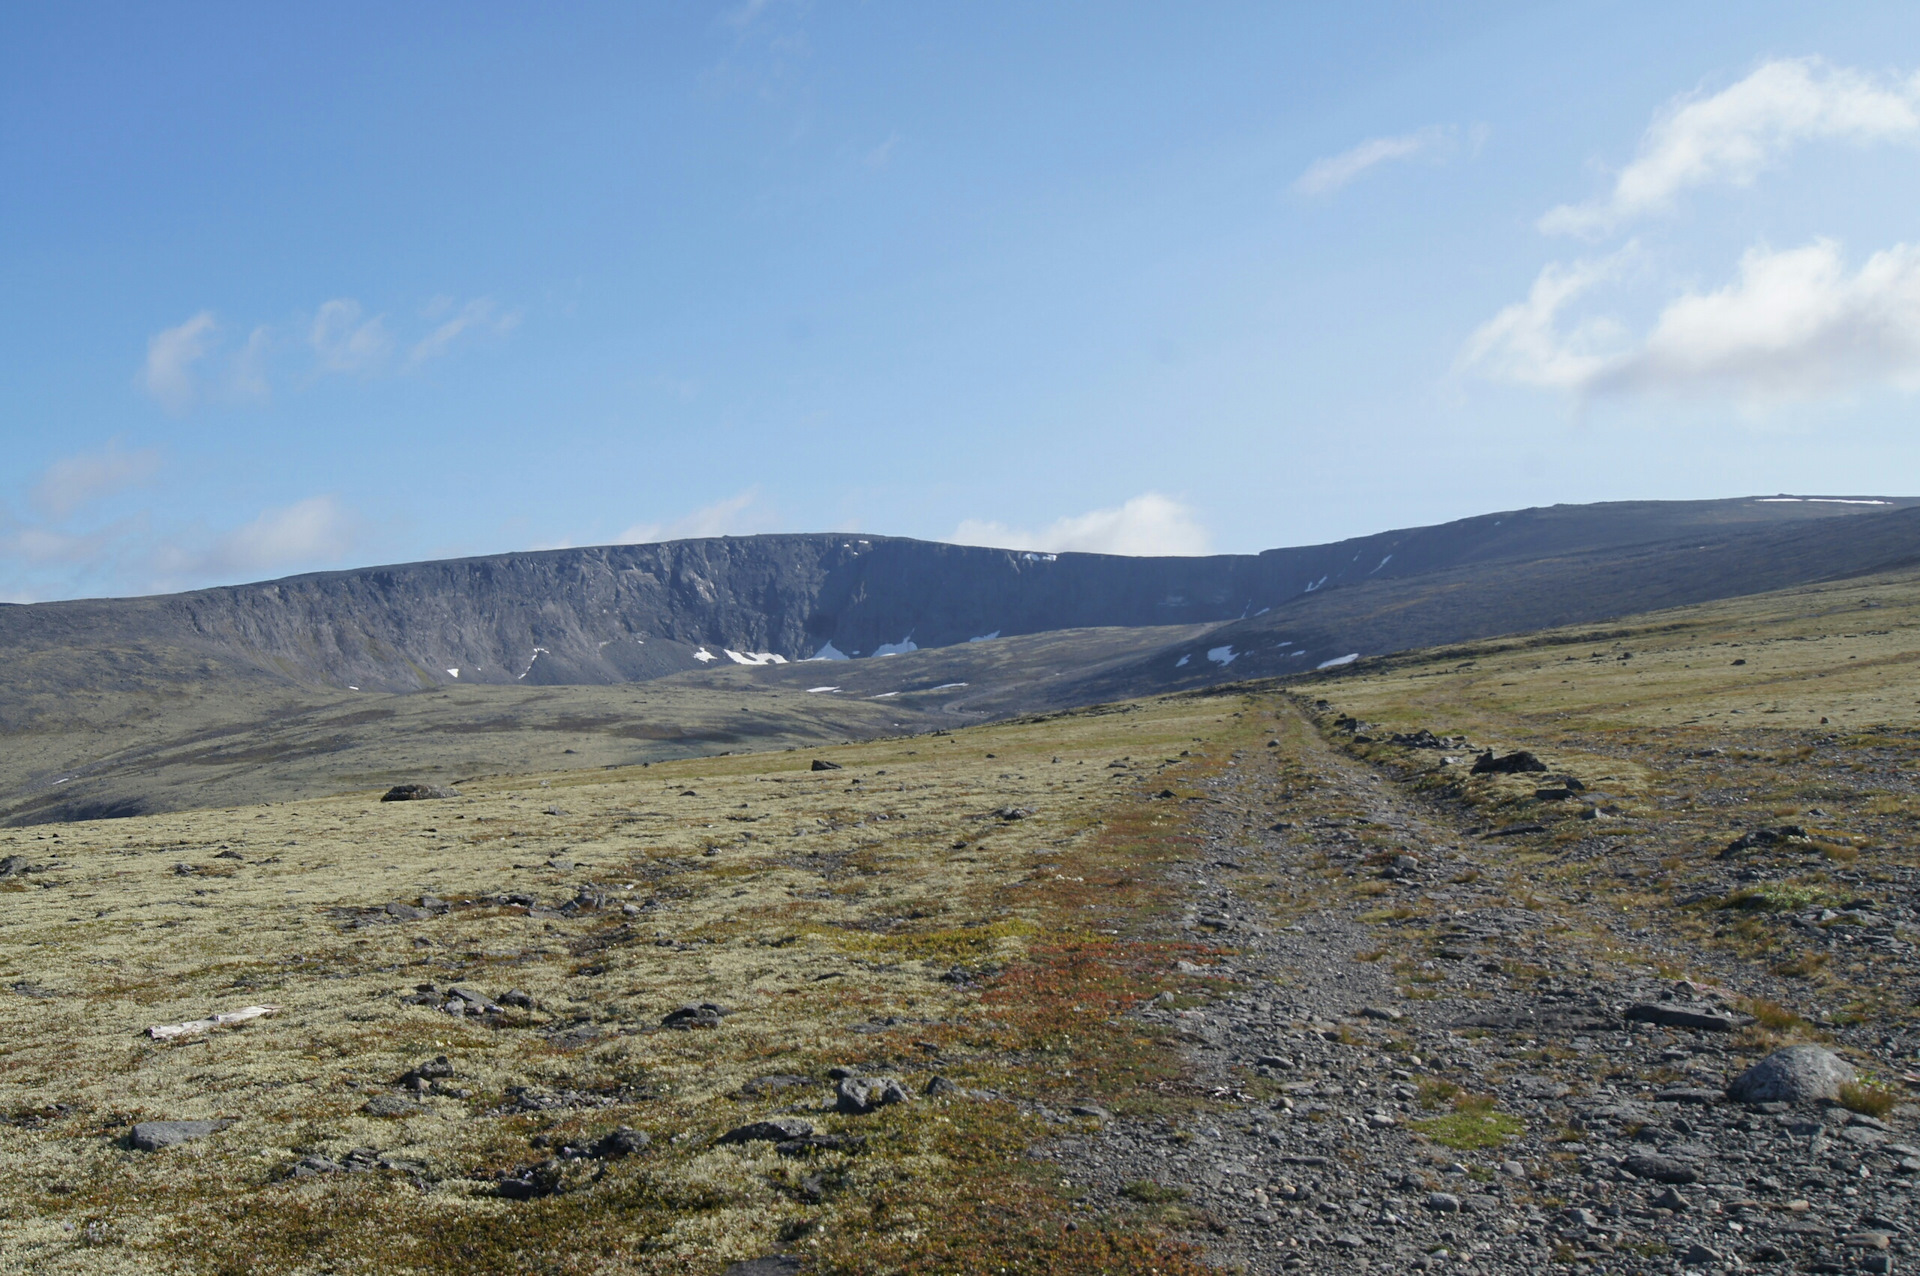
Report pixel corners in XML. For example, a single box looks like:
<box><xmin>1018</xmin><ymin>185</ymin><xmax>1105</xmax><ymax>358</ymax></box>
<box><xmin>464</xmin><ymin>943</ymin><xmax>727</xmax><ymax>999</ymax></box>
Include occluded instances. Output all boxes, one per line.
<box><xmin>6</xmin><ymin>2</ymin><xmax>1920</xmax><ymax>600</ymax></box>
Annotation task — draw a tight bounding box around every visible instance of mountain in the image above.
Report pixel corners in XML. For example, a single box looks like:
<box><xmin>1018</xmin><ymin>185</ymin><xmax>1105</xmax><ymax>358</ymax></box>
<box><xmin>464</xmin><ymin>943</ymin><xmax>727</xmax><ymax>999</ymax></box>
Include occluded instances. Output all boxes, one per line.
<box><xmin>0</xmin><ymin>494</ymin><xmax>1914</xmax><ymax>824</ymax></box>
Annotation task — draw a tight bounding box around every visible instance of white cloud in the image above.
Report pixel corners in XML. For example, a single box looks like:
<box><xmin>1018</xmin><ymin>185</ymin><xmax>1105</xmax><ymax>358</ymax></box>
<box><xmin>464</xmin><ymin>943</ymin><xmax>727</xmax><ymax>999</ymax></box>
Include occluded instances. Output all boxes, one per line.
<box><xmin>182</xmin><ymin>496</ymin><xmax>361</xmax><ymax>578</ymax></box>
<box><xmin>31</xmin><ymin>442</ymin><xmax>162</xmax><ymax>519</ymax></box>
<box><xmin>1466</xmin><ymin>238</ymin><xmax>1920</xmax><ymax>403</ymax></box>
<box><xmin>619</xmin><ymin>489</ymin><xmax>769</xmax><ymax>544</ymax></box>
<box><xmin>1459</xmin><ymin>246</ymin><xmax>1637</xmax><ymax>389</ymax></box>
<box><xmin>410</xmin><ymin>297</ymin><xmax>519</xmax><ymax>365</ymax></box>
<box><xmin>142</xmin><ymin>312</ymin><xmax>217</xmax><ymax>413</ymax></box>
<box><xmin>1293</xmin><ymin>125</ymin><xmax>1455</xmax><ymax>196</ymax></box>
<box><xmin>228</xmin><ymin>326</ymin><xmax>273</xmax><ymax>403</ymax></box>
<box><xmin>310</xmin><ymin>299</ymin><xmax>392</xmax><ymax>374</ymax></box>
<box><xmin>951</xmin><ymin>493</ymin><xmax>1211</xmax><ymax>557</ymax></box>
<box><xmin>1542</xmin><ymin>58</ymin><xmax>1920</xmax><ymax>236</ymax></box>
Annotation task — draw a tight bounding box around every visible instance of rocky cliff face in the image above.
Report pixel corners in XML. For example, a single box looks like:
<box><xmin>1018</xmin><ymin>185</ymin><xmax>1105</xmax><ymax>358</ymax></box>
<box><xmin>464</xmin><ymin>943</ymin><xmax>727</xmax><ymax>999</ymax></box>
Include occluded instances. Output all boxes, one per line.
<box><xmin>0</xmin><ymin>496</ymin><xmax>1908</xmax><ymax>697</ymax></box>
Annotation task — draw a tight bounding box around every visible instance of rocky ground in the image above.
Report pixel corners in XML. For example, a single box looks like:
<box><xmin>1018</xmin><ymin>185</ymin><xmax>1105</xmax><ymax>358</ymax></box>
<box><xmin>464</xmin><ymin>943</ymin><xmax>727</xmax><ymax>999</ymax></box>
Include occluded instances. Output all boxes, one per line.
<box><xmin>1048</xmin><ymin>701</ymin><xmax>1919</xmax><ymax>1274</ymax></box>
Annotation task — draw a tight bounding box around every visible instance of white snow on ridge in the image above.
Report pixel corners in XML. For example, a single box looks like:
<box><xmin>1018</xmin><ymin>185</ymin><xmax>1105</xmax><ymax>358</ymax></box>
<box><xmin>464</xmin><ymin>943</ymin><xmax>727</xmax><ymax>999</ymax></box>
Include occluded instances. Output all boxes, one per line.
<box><xmin>1206</xmin><ymin>645</ymin><xmax>1236</xmax><ymax>666</ymax></box>
<box><xmin>804</xmin><ymin>641</ymin><xmax>850</xmax><ymax>661</ymax></box>
<box><xmin>967</xmin><ymin>631</ymin><xmax>1000</xmax><ymax>643</ymax></box>
<box><xmin>870</xmin><ymin>691</ymin><xmax>900</xmax><ymax>699</ymax></box>
<box><xmin>518</xmin><ymin>647</ymin><xmax>549</xmax><ymax>680</ymax></box>
<box><xmin>872</xmin><ymin>635</ymin><xmax>918</xmax><ymax>657</ymax></box>
<box><xmin>1370</xmin><ymin>554</ymin><xmax>1392</xmax><ymax>574</ymax></box>
<box><xmin>1756</xmin><ymin>496</ymin><xmax>1889</xmax><ymax>505</ymax></box>
<box><xmin>929</xmin><ymin>682</ymin><xmax>968</xmax><ymax>691</ymax></box>
<box><xmin>806</xmin><ymin>686</ymin><xmax>840</xmax><ymax>694</ymax></box>
<box><xmin>724</xmin><ymin>649</ymin><xmax>788</xmax><ymax>666</ymax></box>
<box><xmin>692</xmin><ymin>648</ymin><xmax>718</xmax><ymax>663</ymax></box>
<box><xmin>1317</xmin><ymin>652</ymin><xmax>1360</xmax><ymax>669</ymax></box>
<box><xmin>446</xmin><ymin>668</ymin><xmax>460</xmax><ymax>678</ymax></box>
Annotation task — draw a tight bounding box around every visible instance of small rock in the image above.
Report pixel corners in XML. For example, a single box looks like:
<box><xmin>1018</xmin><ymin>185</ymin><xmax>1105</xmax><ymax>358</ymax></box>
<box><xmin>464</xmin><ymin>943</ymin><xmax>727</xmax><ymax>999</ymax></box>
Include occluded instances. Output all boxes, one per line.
<box><xmin>835</xmin><ymin>1076</ymin><xmax>911</xmax><ymax>1115</ymax></box>
<box><xmin>589</xmin><ymin>1127</ymin><xmax>649</xmax><ymax>1159</ymax></box>
<box><xmin>1622</xmin><ymin>1153</ymin><xmax>1700</xmax><ymax>1184</ymax></box>
<box><xmin>809</xmin><ymin>760</ymin><xmax>842</xmax><ymax>771</ymax></box>
<box><xmin>380</xmin><ymin>784</ymin><xmax>458</xmax><ymax>802</ymax></box>
<box><xmin>1068</xmin><ymin>1103</ymin><xmax>1110</xmax><ymax>1120</ymax></box>
<box><xmin>361</xmin><ymin>1095</ymin><xmax>427</xmax><ymax>1118</ymax></box>
<box><xmin>1359</xmin><ymin>1006</ymin><xmax>1403</xmax><ymax>1021</ymax></box>
<box><xmin>1425</xmin><ymin>1192</ymin><xmax>1462</xmax><ymax>1213</ymax></box>
<box><xmin>1679</xmin><ymin>1242</ymin><xmax>1722</xmax><ymax>1267</ymax></box>
<box><xmin>924</xmin><ymin>1076</ymin><xmax>962</xmax><ymax>1098</ymax></box>
<box><xmin>129</xmin><ymin>1119</ymin><xmax>230</xmax><ymax>1151</ymax></box>
<box><xmin>660</xmin><ymin>1003</ymin><xmax>727</xmax><ymax>1030</ymax></box>
<box><xmin>717</xmin><ymin>1118</ymin><xmax>815</xmax><ymax>1145</ymax></box>
<box><xmin>1469</xmin><ymin>750</ymin><xmax>1548</xmax><ymax>775</ymax></box>
<box><xmin>1727</xmin><ymin>1044</ymin><xmax>1856</xmax><ymax>1105</ymax></box>
<box><xmin>1650</xmin><ymin>1186</ymin><xmax>1690</xmax><ymax>1212</ymax></box>
<box><xmin>498</xmin><ymin>989</ymin><xmax>536</xmax><ymax>1010</ymax></box>
<box><xmin>1624</xmin><ymin>1002</ymin><xmax>1744</xmax><ymax>1032</ymax></box>
<box><xmin>384</xmin><ymin>902</ymin><xmax>427</xmax><ymax>922</ymax></box>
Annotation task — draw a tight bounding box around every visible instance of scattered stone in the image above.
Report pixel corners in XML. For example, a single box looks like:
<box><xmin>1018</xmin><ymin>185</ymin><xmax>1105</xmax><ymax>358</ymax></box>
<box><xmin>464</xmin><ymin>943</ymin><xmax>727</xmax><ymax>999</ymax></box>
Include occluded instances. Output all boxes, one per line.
<box><xmin>496</xmin><ymin>1161</ymin><xmax>563</xmax><ymax>1200</ymax></box>
<box><xmin>718</xmin><ymin>1118</ymin><xmax>815</xmax><ymax>1145</ymax></box>
<box><xmin>1719</xmin><ymin>825</ymin><xmax>1809</xmax><ymax>858</ymax></box>
<box><xmin>924</xmin><ymin>1076</ymin><xmax>962</xmax><ymax>1098</ymax></box>
<box><xmin>660</xmin><ymin>1002</ymin><xmax>728</xmax><ymax>1030</ymax></box>
<box><xmin>992</xmin><ymin>806</ymin><xmax>1032</xmax><ymax>821</ymax></box>
<box><xmin>380</xmin><ymin>784</ymin><xmax>458</xmax><ymax>802</ymax></box>
<box><xmin>1624</xmin><ymin>1002</ymin><xmax>1745</xmax><ymax>1032</ymax></box>
<box><xmin>1727</xmin><ymin>1045</ymin><xmax>1856</xmax><ymax>1105</ymax></box>
<box><xmin>1068</xmin><ymin>1104</ymin><xmax>1111</xmax><ymax>1119</ymax></box>
<box><xmin>1679</xmin><ymin>1242</ymin><xmax>1723</xmax><ymax>1267</ymax></box>
<box><xmin>1425</xmin><ymin>1192</ymin><xmax>1461</xmax><ymax>1213</ymax></box>
<box><xmin>1622</xmin><ymin>1153</ymin><xmax>1700</xmax><ymax>1184</ymax></box>
<box><xmin>1470</xmin><ymin>750</ymin><xmax>1548</xmax><ymax>775</ymax></box>
<box><xmin>1650</xmin><ymin>1186</ymin><xmax>1690</xmax><ymax>1211</ymax></box>
<box><xmin>129</xmin><ymin>1119</ymin><xmax>232</xmax><ymax>1150</ymax></box>
<box><xmin>361</xmin><ymin>1094</ymin><xmax>427</xmax><ymax>1118</ymax></box>
<box><xmin>835</xmin><ymin>1076</ymin><xmax>911</xmax><ymax>1115</ymax></box>
<box><xmin>1359</xmin><ymin>1006</ymin><xmax>1403</xmax><ymax>1021</ymax></box>
<box><xmin>589</xmin><ymin>1127</ymin><xmax>649</xmax><ymax>1158</ymax></box>
<box><xmin>0</xmin><ymin>854</ymin><xmax>34</xmax><ymax>877</ymax></box>
<box><xmin>498</xmin><ymin>989</ymin><xmax>536</xmax><ymax>1009</ymax></box>
<box><xmin>384</xmin><ymin>901</ymin><xmax>427</xmax><ymax>922</ymax></box>
<box><xmin>1654</xmin><ymin>1087</ymin><xmax>1724</xmax><ymax>1105</ymax></box>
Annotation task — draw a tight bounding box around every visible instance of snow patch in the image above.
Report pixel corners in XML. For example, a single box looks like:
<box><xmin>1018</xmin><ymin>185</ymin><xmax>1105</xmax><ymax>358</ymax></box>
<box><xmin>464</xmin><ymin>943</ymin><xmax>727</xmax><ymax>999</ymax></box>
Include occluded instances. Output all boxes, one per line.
<box><xmin>692</xmin><ymin>648</ymin><xmax>717</xmax><ymax>663</ymax></box>
<box><xmin>929</xmin><ymin>682</ymin><xmax>968</xmax><ymax>691</ymax></box>
<box><xmin>446</xmin><ymin>668</ymin><xmax>460</xmax><ymax>678</ymax></box>
<box><xmin>1255</xmin><ymin>607</ymin><xmax>1270</xmax><ymax>616</ymax></box>
<box><xmin>1206</xmin><ymin>645</ymin><xmax>1236</xmax><ymax>666</ymax></box>
<box><xmin>872</xmin><ymin>635</ymin><xmax>918</xmax><ymax>657</ymax></box>
<box><xmin>870</xmin><ymin>691</ymin><xmax>900</xmax><ymax>699</ymax></box>
<box><xmin>1370</xmin><ymin>554</ymin><xmax>1392</xmax><ymax>574</ymax></box>
<box><xmin>806</xmin><ymin>686</ymin><xmax>841</xmax><ymax>694</ymax></box>
<box><xmin>1175</xmin><ymin>654</ymin><xmax>1190</xmax><ymax>667</ymax></box>
<box><xmin>967</xmin><ymin>631</ymin><xmax>1001</xmax><ymax>643</ymax></box>
<box><xmin>1022</xmin><ymin>552</ymin><xmax>1057</xmax><ymax>562</ymax></box>
<box><xmin>1757</xmin><ymin>496</ymin><xmax>1889</xmax><ymax>505</ymax></box>
<box><xmin>1303</xmin><ymin>575</ymin><xmax>1328</xmax><ymax>592</ymax></box>
<box><xmin>1316</xmin><ymin>652</ymin><xmax>1360</xmax><ymax>669</ymax></box>
<box><xmin>517</xmin><ymin>647</ymin><xmax>549</xmax><ymax>680</ymax></box>
<box><xmin>805</xmin><ymin>641</ymin><xmax>850</xmax><ymax>662</ymax></box>
<box><xmin>724</xmin><ymin>649</ymin><xmax>788</xmax><ymax>666</ymax></box>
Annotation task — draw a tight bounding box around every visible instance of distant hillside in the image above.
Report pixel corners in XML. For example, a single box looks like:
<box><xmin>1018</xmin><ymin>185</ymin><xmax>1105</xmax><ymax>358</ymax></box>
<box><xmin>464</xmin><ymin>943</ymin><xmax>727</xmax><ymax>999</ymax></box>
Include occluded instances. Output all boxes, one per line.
<box><xmin>0</xmin><ymin>495</ymin><xmax>1908</xmax><ymax>708</ymax></box>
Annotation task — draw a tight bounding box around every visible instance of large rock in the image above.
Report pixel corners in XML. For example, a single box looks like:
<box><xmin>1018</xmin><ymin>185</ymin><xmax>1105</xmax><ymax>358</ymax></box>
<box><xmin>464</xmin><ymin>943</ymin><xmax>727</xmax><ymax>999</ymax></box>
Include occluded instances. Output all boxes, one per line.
<box><xmin>129</xmin><ymin>1119</ymin><xmax>230</xmax><ymax>1150</ymax></box>
<box><xmin>1727</xmin><ymin>1045</ymin><xmax>1855</xmax><ymax>1105</ymax></box>
<box><xmin>380</xmin><ymin>784</ymin><xmax>458</xmax><ymax>802</ymax></box>
<box><xmin>1625</xmin><ymin>1003</ymin><xmax>1746</xmax><ymax>1032</ymax></box>
<box><xmin>835</xmin><ymin>1076</ymin><xmax>912</xmax><ymax>1115</ymax></box>
<box><xmin>1470</xmin><ymin>750</ymin><xmax>1548</xmax><ymax>775</ymax></box>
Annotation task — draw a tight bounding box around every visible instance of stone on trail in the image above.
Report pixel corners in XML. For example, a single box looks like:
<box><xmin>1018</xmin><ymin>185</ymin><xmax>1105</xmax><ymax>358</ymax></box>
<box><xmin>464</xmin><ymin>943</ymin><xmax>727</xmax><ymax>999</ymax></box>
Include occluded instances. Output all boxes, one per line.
<box><xmin>380</xmin><ymin>783</ymin><xmax>459</xmax><ymax>801</ymax></box>
<box><xmin>1727</xmin><ymin>1044</ymin><xmax>1855</xmax><ymax>1105</ymax></box>
<box><xmin>130</xmin><ymin>1119</ymin><xmax>231</xmax><ymax>1150</ymax></box>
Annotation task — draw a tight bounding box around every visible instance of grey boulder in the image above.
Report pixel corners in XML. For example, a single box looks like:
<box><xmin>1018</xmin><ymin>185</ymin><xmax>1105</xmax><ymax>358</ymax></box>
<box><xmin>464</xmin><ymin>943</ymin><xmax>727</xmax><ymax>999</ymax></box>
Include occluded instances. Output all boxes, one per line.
<box><xmin>835</xmin><ymin>1076</ymin><xmax>911</xmax><ymax>1115</ymax></box>
<box><xmin>1727</xmin><ymin>1044</ymin><xmax>1855</xmax><ymax>1105</ymax></box>
<box><xmin>130</xmin><ymin>1119</ymin><xmax>231</xmax><ymax>1150</ymax></box>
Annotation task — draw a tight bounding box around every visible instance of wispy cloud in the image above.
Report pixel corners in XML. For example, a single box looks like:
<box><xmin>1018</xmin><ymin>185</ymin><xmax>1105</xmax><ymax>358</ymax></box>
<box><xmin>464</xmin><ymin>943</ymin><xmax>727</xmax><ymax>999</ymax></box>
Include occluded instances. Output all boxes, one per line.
<box><xmin>142</xmin><ymin>312</ymin><xmax>217</xmax><ymax>413</ymax></box>
<box><xmin>619</xmin><ymin>489</ymin><xmax>771</xmax><ymax>544</ymax></box>
<box><xmin>1293</xmin><ymin>125</ymin><xmax>1457</xmax><ymax>196</ymax></box>
<box><xmin>1542</xmin><ymin>58</ymin><xmax>1920</xmax><ymax>236</ymax></box>
<box><xmin>310</xmin><ymin>299</ymin><xmax>392</xmax><ymax>375</ymax></box>
<box><xmin>1465</xmin><ymin>238</ymin><xmax>1920</xmax><ymax>404</ymax></box>
<box><xmin>154</xmin><ymin>496</ymin><xmax>361</xmax><ymax>582</ymax></box>
<box><xmin>31</xmin><ymin>441</ymin><xmax>162</xmax><ymax>520</ymax></box>
<box><xmin>409</xmin><ymin>297</ymin><xmax>520</xmax><ymax>366</ymax></box>
<box><xmin>951</xmin><ymin>493</ymin><xmax>1211</xmax><ymax>557</ymax></box>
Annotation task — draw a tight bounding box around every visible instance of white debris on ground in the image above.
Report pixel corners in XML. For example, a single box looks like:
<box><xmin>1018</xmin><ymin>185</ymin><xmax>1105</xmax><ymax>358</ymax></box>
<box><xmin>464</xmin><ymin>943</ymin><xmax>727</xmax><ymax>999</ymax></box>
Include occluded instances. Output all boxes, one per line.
<box><xmin>148</xmin><ymin>1005</ymin><xmax>280</xmax><ymax>1041</ymax></box>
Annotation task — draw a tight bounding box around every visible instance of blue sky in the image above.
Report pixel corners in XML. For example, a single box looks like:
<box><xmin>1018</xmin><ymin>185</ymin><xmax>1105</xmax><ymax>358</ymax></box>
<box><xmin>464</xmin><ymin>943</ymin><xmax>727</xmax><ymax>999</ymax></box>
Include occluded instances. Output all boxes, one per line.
<box><xmin>6</xmin><ymin>2</ymin><xmax>1920</xmax><ymax>600</ymax></box>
